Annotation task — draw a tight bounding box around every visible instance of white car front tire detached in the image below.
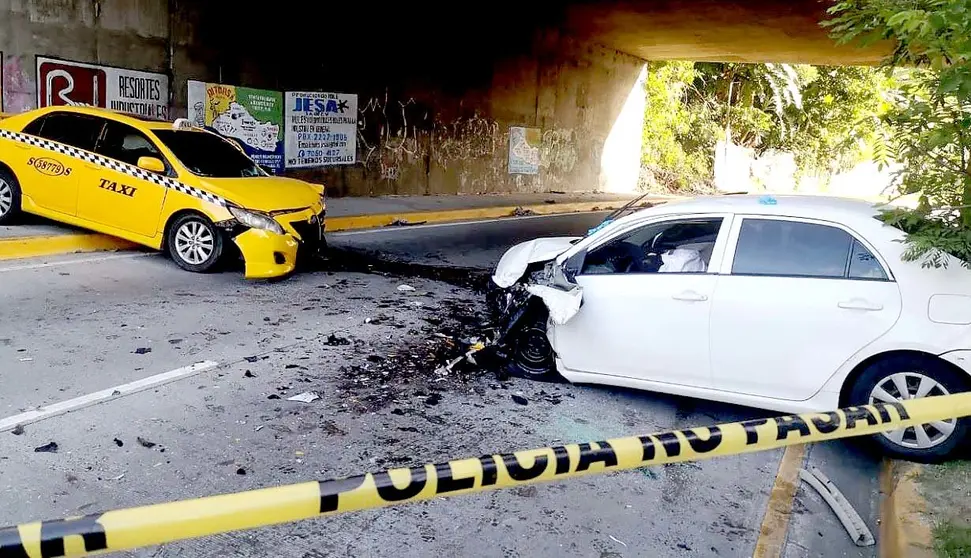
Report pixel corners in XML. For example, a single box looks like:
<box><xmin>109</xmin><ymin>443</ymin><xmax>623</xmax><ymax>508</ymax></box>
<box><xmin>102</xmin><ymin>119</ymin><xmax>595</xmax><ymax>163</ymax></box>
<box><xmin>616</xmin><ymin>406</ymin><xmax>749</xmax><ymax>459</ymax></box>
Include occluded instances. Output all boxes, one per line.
<box><xmin>167</xmin><ymin>213</ymin><xmax>224</xmax><ymax>273</ymax></box>
<box><xmin>0</xmin><ymin>169</ymin><xmax>22</xmax><ymax>225</ymax></box>
<box><xmin>849</xmin><ymin>354</ymin><xmax>971</xmax><ymax>463</ymax></box>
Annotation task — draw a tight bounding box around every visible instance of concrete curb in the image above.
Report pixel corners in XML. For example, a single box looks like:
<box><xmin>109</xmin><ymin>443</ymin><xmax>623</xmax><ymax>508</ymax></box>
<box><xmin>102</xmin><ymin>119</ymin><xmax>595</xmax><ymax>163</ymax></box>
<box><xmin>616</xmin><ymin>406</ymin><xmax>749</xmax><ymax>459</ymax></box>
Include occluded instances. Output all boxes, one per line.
<box><xmin>0</xmin><ymin>198</ymin><xmax>671</xmax><ymax>261</ymax></box>
<box><xmin>0</xmin><ymin>233</ymin><xmax>139</xmax><ymax>261</ymax></box>
<box><xmin>880</xmin><ymin>460</ymin><xmax>934</xmax><ymax>558</ymax></box>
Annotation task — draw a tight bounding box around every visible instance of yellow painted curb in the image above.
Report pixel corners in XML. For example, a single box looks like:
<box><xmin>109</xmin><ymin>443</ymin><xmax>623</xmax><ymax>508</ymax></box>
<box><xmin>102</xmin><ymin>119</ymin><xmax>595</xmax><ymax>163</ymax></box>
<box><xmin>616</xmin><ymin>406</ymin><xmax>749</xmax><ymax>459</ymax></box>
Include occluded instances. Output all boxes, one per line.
<box><xmin>0</xmin><ymin>233</ymin><xmax>138</xmax><ymax>261</ymax></box>
<box><xmin>752</xmin><ymin>444</ymin><xmax>808</xmax><ymax>558</ymax></box>
<box><xmin>324</xmin><ymin>200</ymin><xmax>655</xmax><ymax>232</ymax></box>
<box><xmin>880</xmin><ymin>460</ymin><xmax>934</xmax><ymax>558</ymax></box>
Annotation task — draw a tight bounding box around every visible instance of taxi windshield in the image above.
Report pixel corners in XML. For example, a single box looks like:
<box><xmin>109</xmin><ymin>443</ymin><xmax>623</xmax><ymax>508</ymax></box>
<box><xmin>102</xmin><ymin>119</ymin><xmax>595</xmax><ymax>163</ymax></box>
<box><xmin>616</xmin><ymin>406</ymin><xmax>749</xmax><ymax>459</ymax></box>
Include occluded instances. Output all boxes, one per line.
<box><xmin>152</xmin><ymin>130</ymin><xmax>266</xmax><ymax>178</ymax></box>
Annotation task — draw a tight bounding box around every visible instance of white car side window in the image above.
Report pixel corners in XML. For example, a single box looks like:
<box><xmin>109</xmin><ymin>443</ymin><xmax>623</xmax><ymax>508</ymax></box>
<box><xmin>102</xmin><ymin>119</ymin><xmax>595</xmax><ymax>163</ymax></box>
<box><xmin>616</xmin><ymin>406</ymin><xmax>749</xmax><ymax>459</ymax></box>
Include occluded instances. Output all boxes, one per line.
<box><xmin>580</xmin><ymin>218</ymin><xmax>723</xmax><ymax>275</ymax></box>
<box><xmin>731</xmin><ymin>218</ymin><xmax>888</xmax><ymax>280</ymax></box>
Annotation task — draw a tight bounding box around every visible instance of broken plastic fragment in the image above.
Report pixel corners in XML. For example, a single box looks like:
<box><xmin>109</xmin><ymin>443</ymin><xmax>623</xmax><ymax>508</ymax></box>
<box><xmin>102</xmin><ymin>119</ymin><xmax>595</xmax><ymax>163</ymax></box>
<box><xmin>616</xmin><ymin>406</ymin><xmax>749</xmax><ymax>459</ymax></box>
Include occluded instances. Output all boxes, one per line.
<box><xmin>759</xmin><ymin>195</ymin><xmax>777</xmax><ymax>205</ymax></box>
<box><xmin>287</xmin><ymin>391</ymin><xmax>320</xmax><ymax>403</ymax></box>
<box><xmin>526</xmin><ymin>284</ymin><xmax>583</xmax><ymax>325</ymax></box>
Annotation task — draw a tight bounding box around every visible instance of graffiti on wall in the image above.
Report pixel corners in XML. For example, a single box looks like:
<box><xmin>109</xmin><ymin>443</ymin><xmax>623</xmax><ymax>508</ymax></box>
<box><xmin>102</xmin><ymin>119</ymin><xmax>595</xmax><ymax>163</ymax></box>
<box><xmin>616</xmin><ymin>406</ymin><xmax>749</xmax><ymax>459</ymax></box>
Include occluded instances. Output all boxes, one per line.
<box><xmin>351</xmin><ymin>89</ymin><xmax>585</xmax><ymax>193</ymax></box>
<box><xmin>357</xmin><ymin>92</ymin><xmax>432</xmax><ymax>183</ymax></box>
<box><xmin>2</xmin><ymin>54</ymin><xmax>36</xmax><ymax>113</ymax></box>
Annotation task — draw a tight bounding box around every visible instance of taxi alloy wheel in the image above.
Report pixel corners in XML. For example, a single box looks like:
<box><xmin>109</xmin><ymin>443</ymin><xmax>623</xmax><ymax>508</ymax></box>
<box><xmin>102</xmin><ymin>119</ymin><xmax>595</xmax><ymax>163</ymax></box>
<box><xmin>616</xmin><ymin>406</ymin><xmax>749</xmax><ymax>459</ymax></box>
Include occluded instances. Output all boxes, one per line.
<box><xmin>0</xmin><ymin>171</ymin><xmax>21</xmax><ymax>225</ymax></box>
<box><xmin>167</xmin><ymin>213</ymin><xmax>223</xmax><ymax>273</ymax></box>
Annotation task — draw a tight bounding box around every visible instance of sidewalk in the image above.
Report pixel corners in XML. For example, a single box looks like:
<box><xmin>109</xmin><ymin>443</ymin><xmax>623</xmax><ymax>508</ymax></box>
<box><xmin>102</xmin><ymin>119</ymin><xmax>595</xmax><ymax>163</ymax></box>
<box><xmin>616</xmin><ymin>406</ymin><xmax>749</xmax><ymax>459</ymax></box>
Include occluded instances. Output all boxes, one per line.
<box><xmin>0</xmin><ymin>192</ymin><xmax>668</xmax><ymax>261</ymax></box>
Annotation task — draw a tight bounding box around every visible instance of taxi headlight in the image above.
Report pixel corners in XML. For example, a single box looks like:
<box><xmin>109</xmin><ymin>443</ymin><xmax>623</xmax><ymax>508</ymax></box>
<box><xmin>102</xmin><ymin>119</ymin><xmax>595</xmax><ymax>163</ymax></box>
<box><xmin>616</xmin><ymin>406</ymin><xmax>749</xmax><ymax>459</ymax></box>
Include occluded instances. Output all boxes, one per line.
<box><xmin>229</xmin><ymin>206</ymin><xmax>285</xmax><ymax>235</ymax></box>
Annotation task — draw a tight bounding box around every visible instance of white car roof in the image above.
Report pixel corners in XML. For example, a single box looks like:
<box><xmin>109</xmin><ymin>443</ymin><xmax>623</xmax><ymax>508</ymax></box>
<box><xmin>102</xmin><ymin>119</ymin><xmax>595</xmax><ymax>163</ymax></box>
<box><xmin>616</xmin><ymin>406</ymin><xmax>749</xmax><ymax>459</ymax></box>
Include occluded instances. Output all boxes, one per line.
<box><xmin>636</xmin><ymin>194</ymin><xmax>885</xmax><ymax>225</ymax></box>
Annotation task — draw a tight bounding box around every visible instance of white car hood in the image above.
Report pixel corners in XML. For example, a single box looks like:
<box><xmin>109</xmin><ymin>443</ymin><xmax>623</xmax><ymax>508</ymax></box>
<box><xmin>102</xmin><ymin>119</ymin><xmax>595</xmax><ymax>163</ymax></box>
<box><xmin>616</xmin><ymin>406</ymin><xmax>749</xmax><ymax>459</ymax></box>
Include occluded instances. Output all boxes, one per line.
<box><xmin>492</xmin><ymin>237</ymin><xmax>580</xmax><ymax>288</ymax></box>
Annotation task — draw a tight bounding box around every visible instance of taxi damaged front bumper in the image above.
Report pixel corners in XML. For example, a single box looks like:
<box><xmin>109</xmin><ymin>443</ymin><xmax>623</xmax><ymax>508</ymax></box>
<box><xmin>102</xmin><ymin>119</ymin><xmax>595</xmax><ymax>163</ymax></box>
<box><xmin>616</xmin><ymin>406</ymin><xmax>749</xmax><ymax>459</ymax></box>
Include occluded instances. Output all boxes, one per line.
<box><xmin>233</xmin><ymin>228</ymin><xmax>299</xmax><ymax>280</ymax></box>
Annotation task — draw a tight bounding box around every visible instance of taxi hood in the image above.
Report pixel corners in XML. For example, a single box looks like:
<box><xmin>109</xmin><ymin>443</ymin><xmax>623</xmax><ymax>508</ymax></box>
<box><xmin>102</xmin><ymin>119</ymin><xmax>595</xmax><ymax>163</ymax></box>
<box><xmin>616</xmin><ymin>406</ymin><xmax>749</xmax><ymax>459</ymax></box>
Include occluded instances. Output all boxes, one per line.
<box><xmin>198</xmin><ymin>176</ymin><xmax>324</xmax><ymax>212</ymax></box>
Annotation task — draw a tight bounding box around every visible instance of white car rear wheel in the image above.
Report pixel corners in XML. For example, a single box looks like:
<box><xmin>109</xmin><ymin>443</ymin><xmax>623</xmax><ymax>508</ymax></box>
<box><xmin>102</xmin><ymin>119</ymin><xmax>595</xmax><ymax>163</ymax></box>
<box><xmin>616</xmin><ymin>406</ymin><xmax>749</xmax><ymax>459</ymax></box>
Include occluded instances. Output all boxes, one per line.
<box><xmin>850</xmin><ymin>354</ymin><xmax>970</xmax><ymax>463</ymax></box>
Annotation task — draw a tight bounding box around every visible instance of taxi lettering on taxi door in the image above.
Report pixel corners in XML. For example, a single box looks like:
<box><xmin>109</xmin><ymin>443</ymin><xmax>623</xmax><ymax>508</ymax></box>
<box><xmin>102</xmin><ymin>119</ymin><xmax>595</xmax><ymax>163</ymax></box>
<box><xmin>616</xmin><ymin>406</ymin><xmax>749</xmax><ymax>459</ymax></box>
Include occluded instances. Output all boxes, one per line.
<box><xmin>98</xmin><ymin>178</ymin><xmax>138</xmax><ymax>198</ymax></box>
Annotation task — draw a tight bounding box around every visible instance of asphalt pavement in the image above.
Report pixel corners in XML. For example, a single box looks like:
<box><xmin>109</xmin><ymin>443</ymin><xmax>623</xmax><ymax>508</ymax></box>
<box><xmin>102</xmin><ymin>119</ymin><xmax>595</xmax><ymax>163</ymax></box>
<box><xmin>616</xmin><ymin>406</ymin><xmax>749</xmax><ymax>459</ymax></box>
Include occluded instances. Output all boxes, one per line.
<box><xmin>0</xmin><ymin>212</ymin><xmax>882</xmax><ymax>557</ymax></box>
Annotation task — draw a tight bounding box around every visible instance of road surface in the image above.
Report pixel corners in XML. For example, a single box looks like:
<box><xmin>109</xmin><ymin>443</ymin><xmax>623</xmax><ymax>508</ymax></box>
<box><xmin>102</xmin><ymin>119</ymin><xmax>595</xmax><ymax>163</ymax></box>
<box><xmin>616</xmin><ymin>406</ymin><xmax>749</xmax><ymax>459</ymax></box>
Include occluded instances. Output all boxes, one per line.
<box><xmin>0</xmin><ymin>212</ymin><xmax>881</xmax><ymax>557</ymax></box>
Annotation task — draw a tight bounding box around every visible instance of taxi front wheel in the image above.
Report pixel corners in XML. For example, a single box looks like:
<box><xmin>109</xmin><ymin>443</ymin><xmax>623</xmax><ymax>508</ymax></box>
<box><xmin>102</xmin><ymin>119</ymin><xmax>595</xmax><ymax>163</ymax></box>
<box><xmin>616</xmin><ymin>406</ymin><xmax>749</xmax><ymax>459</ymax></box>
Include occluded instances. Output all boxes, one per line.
<box><xmin>167</xmin><ymin>213</ymin><xmax>224</xmax><ymax>273</ymax></box>
<box><xmin>0</xmin><ymin>169</ymin><xmax>22</xmax><ymax>225</ymax></box>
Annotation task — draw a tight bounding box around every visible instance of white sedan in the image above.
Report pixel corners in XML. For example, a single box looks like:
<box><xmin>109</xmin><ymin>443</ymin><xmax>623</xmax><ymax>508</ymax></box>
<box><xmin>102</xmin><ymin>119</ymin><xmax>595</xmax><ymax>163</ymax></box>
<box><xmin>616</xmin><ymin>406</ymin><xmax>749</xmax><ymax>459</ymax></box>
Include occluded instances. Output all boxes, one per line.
<box><xmin>491</xmin><ymin>194</ymin><xmax>971</xmax><ymax>462</ymax></box>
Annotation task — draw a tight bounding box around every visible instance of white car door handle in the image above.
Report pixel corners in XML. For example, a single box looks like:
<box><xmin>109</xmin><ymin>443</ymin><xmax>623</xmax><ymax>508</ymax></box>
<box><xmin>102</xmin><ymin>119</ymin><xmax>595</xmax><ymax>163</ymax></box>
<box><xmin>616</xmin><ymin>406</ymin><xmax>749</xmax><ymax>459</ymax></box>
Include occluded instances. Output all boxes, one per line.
<box><xmin>673</xmin><ymin>291</ymin><xmax>708</xmax><ymax>302</ymax></box>
<box><xmin>838</xmin><ymin>299</ymin><xmax>883</xmax><ymax>311</ymax></box>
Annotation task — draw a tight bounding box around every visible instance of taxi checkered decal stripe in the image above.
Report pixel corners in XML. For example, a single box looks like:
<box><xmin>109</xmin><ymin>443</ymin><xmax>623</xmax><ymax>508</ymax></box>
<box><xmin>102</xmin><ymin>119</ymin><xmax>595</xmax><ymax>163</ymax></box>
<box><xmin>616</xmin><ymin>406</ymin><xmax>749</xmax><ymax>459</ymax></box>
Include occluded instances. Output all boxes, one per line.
<box><xmin>0</xmin><ymin>128</ymin><xmax>229</xmax><ymax>208</ymax></box>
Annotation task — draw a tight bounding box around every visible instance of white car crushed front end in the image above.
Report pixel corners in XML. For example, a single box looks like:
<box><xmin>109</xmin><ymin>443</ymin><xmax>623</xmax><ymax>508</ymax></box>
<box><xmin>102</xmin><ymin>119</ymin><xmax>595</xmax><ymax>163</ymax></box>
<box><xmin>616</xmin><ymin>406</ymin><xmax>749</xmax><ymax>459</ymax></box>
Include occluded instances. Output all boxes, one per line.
<box><xmin>491</xmin><ymin>237</ymin><xmax>580</xmax><ymax>288</ymax></box>
<box><xmin>492</xmin><ymin>236</ymin><xmax>586</xmax><ymax>326</ymax></box>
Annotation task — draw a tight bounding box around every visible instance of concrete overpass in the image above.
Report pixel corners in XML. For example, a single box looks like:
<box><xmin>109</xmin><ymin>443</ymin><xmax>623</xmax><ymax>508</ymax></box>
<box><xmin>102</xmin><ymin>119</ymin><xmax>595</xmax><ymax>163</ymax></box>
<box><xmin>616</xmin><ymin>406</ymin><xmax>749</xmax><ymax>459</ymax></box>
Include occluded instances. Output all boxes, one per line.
<box><xmin>0</xmin><ymin>0</ymin><xmax>884</xmax><ymax>197</ymax></box>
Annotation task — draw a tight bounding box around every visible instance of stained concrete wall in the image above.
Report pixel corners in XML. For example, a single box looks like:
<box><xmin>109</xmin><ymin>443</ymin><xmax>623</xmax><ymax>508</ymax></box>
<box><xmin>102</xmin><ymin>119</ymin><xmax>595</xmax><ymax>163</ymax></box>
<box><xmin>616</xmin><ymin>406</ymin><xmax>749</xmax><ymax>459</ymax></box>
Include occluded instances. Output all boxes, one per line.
<box><xmin>0</xmin><ymin>0</ymin><xmax>647</xmax><ymax>197</ymax></box>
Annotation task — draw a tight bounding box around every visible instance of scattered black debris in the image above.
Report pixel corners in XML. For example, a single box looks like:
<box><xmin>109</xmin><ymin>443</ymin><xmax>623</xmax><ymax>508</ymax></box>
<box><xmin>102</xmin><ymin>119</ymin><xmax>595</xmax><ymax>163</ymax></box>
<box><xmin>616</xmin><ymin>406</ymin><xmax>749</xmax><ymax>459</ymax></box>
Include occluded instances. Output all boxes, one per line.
<box><xmin>512</xmin><ymin>394</ymin><xmax>529</xmax><ymax>406</ymax></box>
<box><xmin>324</xmin><ymin>334</ymin><xmax>351</xmax><ymax>346</ymax></box>
<box><xmin>366</xmin><ymin>355</ymin><xmax>385</xmax><ymax>363</ymax></box>
<box><xmin>10</xmin><ymin>425</ymin><xmax>24</xmax><ymax>436</ymax></box>
<box><xmin>263</xmin><ymin>317</ymin><xmax>271</xmax><ymax>322</ymax></box>
<box><xmin>321</xmin><ymin>421</ymin><xmax>347</xmax><ymax>436</ymax></box>
<box><xmin>34</xmin><ymin>442</ymin><xmax>58</xmax><ymax>453</ymax></box>
<box><xmin>425</xmin><ymin>393</ymin><xmax>442</xmax><ymax>406</ymax></box>
<box><xmin>267</xmin><ymin>394</ymin><xmax>281</xmax><ymax>400</ymax></box>
<box><xmin>285</xmin><ymin>364</ymin><xmax>306</xmax><ymax>370</ymax></box>
<box><xmin>244</xmin><ymin>370</ymin><xmax>256</xmax><ymax>378</ymax></box>
<box><xmin>386</xmin><ymin>219</ymin><xmax>427</xmax><ymax>227</ymax></box>
<box><xmin>111</xmin><ymin>390</ymin><xmax>122</xmax><ymax>396</ymax></box>
<box><xmin>244</xmin><ymin>356</ymin><xmax>259</xmax><ymax>363</ymax></box>
<box><xmin>236</xmin><ymin>467</ymin><xmax>247</xmax><ymax>476</ymax></box>
<box><xmin>168</xmin><ymin>339</ymin><xmax>183</xmax><ymax>345</ymax></box>
<box><xmin>136</xmin><ymin>437</ymin><xmax>156</xmax><ymax>449</ymax></box>
<box><xmin>113</xmin><ymin>438</ymin><xmax>124</xmax><ymax>447</ymax></box>
<box><xmin>133</xmin><ymin>347</ymin><xmax>152</xmax><ymax>355</ymax></box>
<box><xmin>397</xmin><ymin>426</ymin><xmax>419</xmax><ymax>433</ymax></box>
<box><xmin>544</xmin><ymin>199</ymin><xmax>556</xmax><ymax>204</ymax></box>
<box><xmin>391</xmin><ymin>408</ymin><xmax>406</xmax><ymax>416</ymax></box>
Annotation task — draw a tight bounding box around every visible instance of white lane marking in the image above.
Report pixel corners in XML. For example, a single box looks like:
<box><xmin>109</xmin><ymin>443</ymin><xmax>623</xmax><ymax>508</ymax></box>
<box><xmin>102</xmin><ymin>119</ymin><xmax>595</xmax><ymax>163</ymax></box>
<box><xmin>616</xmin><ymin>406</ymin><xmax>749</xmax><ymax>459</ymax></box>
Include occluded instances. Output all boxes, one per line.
<box><xmin>0</xmin><ymin>360</ymin><xmax>219</xmax><ymax>432</ymax></box>
<box><xmin>328</xmin><ymin>211</ymin><xmax>603</xmax><ymax>237</ymax></box>
<box><xmin>0</xmin><ymin>252</ymin><xmax>152</xmax><ymax>273</ymax></box>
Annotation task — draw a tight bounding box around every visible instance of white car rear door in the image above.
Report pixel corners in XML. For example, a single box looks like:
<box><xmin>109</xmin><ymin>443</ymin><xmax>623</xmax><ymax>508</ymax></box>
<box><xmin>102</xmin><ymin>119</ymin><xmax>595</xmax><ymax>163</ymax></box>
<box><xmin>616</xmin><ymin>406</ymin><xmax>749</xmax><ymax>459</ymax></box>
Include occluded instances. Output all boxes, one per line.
<box><xmin>708</xmin><ymin>216</ymin><xmax>902</xmax><ymax>401</ymax></box>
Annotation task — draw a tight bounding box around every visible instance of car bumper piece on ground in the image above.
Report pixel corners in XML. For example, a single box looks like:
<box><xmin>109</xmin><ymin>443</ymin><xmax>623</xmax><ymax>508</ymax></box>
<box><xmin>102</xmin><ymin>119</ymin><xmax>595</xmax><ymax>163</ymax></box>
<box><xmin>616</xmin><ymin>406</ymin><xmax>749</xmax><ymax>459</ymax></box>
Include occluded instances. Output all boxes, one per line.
<box><xmin>233</xmin><ymin>228</ymin><xmax>299</xmax><ymax>280</ymax></box>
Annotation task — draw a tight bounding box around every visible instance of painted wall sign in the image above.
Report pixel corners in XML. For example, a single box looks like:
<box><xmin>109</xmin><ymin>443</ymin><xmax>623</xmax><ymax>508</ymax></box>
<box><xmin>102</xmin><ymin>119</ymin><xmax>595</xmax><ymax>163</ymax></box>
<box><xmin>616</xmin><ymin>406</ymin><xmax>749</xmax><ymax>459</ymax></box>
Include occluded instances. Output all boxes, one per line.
<box><xmin>508</xmin><ymin>126</ymin><xmax>540</xmax><ymax>175</ymax></box>
<box><xmin>187</xmin><ymin>80</ymin><xmax>285</xmax><ymax>174</ymax></box>
<box><xmin>284</xmin><ymin>91</ymin><xmax>358</xmax><ymax>168</ymax></box>
<box><xmin>36</xmin><ymin>56</ymin><xmax>169</xmax><ymax>120</ymax></box>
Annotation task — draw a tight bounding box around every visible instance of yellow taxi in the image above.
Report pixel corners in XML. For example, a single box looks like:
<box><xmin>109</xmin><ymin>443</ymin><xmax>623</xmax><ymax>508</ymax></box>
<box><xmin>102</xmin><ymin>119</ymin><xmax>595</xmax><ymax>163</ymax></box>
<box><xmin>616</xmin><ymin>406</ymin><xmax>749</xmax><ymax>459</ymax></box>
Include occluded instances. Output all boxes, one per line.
<box><xmin>0</xmin><ymin>106</ymin><xmax>326</xmax><ymax>279</ymax></box>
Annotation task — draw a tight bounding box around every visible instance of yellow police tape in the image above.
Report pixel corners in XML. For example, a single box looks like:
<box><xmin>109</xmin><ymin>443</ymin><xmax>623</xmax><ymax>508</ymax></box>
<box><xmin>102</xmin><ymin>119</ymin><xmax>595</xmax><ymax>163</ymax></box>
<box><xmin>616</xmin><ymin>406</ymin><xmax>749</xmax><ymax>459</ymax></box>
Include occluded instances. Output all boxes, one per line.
<box><xmin>3</xmin><ymin>393</ymin><xmax>971</xmax><ymax>557</ymax></box>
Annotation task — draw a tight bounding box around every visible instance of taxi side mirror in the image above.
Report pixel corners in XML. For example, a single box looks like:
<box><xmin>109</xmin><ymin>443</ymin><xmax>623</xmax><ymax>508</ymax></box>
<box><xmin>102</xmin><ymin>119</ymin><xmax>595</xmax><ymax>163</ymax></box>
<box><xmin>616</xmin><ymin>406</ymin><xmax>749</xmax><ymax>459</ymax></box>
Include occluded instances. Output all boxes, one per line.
<box><xmin>137</xmin><ymin>156</ymin><xmax>166</xmax><ymax>174</ymax></box>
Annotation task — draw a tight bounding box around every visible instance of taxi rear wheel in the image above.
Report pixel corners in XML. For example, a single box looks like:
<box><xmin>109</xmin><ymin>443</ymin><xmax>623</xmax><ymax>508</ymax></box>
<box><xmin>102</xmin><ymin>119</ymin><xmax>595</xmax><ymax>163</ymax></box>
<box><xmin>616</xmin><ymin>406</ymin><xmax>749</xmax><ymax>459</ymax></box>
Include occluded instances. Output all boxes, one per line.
<box><xmin>0</xmin><ymin>170</ymin><xmax>22</xmax><ymax>225</ymax></box>
<box><xmin>167</xmin><ymin>213</ymin><xmax>223</xmax><ymax>273</ymax></box>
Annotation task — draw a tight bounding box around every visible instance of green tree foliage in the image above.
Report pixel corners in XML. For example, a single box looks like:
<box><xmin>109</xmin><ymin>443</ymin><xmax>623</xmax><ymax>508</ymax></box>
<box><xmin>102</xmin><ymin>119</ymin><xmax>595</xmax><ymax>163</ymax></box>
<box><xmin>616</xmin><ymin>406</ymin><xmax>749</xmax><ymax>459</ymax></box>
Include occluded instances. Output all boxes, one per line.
<box><xmin>826</xmin><ymin>0</ymin><xmax>971</xmax><ymax>267</ymax></box>
<box><xmin>642</xmin><ymin>60</ymin><xmax>894</xmax><ymax>193</ymax></box>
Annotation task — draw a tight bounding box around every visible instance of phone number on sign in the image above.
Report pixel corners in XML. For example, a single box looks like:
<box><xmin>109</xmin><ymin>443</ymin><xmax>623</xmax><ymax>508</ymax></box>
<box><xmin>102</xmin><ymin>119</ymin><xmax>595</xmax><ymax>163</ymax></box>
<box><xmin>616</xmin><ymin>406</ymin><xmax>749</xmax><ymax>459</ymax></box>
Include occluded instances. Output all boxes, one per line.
<box><xmin>296</xmin><ymin>132</ymin><xmax>349</xmax><ymax>142</ymax></box>
<box><xmin>298</xmin><ymin>149</ymin><xmax>353</xmax><ymax>159</ymax></box>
